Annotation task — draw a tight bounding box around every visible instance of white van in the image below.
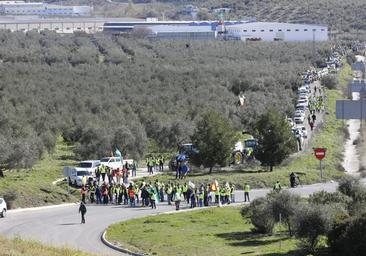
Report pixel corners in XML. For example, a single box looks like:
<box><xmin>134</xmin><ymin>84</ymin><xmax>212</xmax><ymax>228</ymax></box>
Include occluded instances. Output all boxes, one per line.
<box><xmin>63</xmin><ymin>167</ymin><xmax>92</xmax><ymax>187</ymax></box>
<box><xmin>78</xmin><ymin>160</ymin><xmax>100</xmax><ymax>176</ymax></box>
<box><xmin>100</xmin><ymin>157</ymin><xmax>123</xmax><ymax>170</ymax></box>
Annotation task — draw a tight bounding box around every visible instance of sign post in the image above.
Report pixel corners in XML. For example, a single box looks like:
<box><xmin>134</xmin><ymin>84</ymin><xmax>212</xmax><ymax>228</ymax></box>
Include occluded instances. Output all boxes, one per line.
<box><xmin>313</xmin><ymin>148</ymin><xmax>327</xmax><ymax>179</ymax></box>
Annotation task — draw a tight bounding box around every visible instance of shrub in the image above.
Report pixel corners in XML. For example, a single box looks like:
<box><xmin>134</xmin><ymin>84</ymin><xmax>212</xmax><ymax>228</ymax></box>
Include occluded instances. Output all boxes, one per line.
<box><xmin>337</xmin><ymin>175</ymin><xmax>365</xmax><ymax>199</ymax></box>
<box><xmin>241</xmin><ymin>197</ymin><xmax>275</xmax><ymax>234</ymax></box>
<box><xmin>270</xmin><ymin>191</ymin><xmax>301</xmax><ymax>236</ymax></box>
<box><xmin>293</xmin><ymin>204</ymin><xmax>334</xmax><ymax>253</ymax></box>
<box><xmin>321</xmin><ymin>75</ymin><xmax>337</xmax><ymax>89</ymax></box>
<box><xmin>328</xmin><ymin>213</ymin><xmax>366</xmax><ymax>256</ymax></box>
<box><xmin>309</xmin><ymin>191</ymin><xmax>351</xmax><ymax>206</ymax></box>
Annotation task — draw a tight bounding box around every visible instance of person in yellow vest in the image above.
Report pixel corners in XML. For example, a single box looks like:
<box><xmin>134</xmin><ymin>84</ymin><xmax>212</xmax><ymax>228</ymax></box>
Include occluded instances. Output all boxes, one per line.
<box><xmin>82</xmin><ymin>175</ymin><xmax>87</xmax><ymax>186</ymax></box>
<box><xmin>230</xmin><ymin>183</ymin><xmax>236</xmax><ymax>203</ymax></box>
<box><xmin>100</xmin><ymin>165</ymin><xmax>106</xmax><ymax>184</ymax></box>
<box><xmin>244</xmin><ymin>183</ymin><xmax>250</xmax><ymax>202</ymax></box>
<box><xmin>273</xmin><ymin>181</ymin><xmax>282</xmax><ymax>193</ymax></box>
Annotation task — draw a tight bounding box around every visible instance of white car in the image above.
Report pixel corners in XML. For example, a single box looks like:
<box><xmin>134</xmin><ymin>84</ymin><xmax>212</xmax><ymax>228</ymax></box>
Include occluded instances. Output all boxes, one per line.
<box><xmin>100</xmin><ymin>157</ymin><xmax>123</xmax><ymax>170</ymax></box>
<box><xmin>78</xmin><ymin>160</ymin><xmax>100</xmax><ymax>176</ymax></box>
<box><xmin>294</xmin><ymin>114</ymin><xmax>305</xmax><ymax>124</ymax></box>
<box><xmin>298</xmin><ymin>95</ymin><xmax>309</xmax><ymax>101</ymax></box>
<box><xmin>0</xmin><ymin>197</ymin><xmax>7</xmax><ymax>218</ymax></box>
<box><xmin>296</xmin><ymin>126</ymin><xmax>308</xmax><ymax>138</ymax></box>
<box><xmin>297</xmin><ymin>99</ymin><xmax>308</xmax><ymax>105</ymax></box>
<box><xmin>296</xmin><ymin>103</ymin><xmax>308</xmax><ymax>110</ymax></box>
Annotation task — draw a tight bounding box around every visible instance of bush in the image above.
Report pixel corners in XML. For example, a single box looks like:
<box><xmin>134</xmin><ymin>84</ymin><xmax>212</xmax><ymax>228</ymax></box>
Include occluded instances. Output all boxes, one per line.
<box><xmin>328</xmin><ymin>213</ymin><xmax>366</xmax><ymax>256</ymax></box>
<box><xmin>337</xmin><ymin>175</ymin><xmax>365</xmax><ymax>199</ymax></box>
<box><xmin>321</xmin><ymin>75</ymin><xmax>337</xmax><ymax>89</ymax></box>
<box><xmin>241</xmin><ymin>197</ymin><xmax>275</xmax><ymax>234</ymax></box>
<box><xmin>270</xmin><ymin>191</ymin><xmax>301</xmax><ymax>235</ymax></box>
<box><xmin>293</xmin><ymin>204</ymin><xmax>334</xmax><ymax>253</ymax></box>
<box><xmin>309</xmin><ymin>191</ymin><xmax>351</xmax><ymax>206</ymax></box>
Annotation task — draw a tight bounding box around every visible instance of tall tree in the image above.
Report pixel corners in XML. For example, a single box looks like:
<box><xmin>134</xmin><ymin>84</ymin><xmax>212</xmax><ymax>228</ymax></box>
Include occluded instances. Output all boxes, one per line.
<box><xmin>255</xmin><ymin>108</ymin><xmax>297</xmax><ymax>171</ymax></box>
<box><xmin>192</xmin><ymin>110</ymin><xmax>237</xmax><ymax>173</ymax></box>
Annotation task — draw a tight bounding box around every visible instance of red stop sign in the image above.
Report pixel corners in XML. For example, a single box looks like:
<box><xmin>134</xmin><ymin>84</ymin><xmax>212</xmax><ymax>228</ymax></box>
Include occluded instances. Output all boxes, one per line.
<box><xmin>314</xmin><ymin>148</ymin><xmax>327</xmax><ymax>160</ymax></box>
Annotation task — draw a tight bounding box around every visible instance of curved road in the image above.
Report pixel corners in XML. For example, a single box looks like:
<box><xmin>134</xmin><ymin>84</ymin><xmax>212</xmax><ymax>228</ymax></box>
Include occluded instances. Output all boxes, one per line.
<box><xmin>0</xmin><ymin>180</ymin><xmax>364</xmax><ymax>255</ymax></box>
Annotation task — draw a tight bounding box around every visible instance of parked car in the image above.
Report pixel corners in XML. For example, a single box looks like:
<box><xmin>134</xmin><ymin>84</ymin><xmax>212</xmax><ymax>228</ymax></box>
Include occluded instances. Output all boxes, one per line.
<box><xmin>78</xmin><ymin>160</ymin><xmax>100</xmax><ymax>176</ymax></box>
<box><xmin>293</xmin><ymin>126</ymin><xmax>308</xmax><ymax>138</ymax></box>
<box><xmin>297</xmin><ymin>99</ymin><xmax>308</xmax><ymax>105</ymax></box>
<box><xmin>294</xmin><ymin>113</ymin><xmax>305</xmax><ymax>124</ymax></box>
<box><xmin>63</xmin><ymin>167</ymin><xmax>93</xmax><ymax>187</ymax></box>
<box><xmin>100</xmin><ymin>157</ymin><xmax>123</xmax><ymax>170</ymax></box>
<box><xmin>0</xmin><ymin>197</ymin><xmax>7</xmax><ymax>218</ymax></box>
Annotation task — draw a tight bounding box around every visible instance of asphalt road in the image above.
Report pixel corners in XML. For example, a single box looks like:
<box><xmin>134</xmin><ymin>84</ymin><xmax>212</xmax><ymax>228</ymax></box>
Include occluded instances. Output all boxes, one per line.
<box><xmin>2</xmin><ymin>179</ymin><xmax>365</xmax><ymax>256</ymax></box>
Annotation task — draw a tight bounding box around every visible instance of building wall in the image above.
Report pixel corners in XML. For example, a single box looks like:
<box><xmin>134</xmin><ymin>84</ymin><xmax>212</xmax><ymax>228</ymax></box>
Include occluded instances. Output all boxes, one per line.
<box><xmin>226</xmin><ymin>23</ymin><xmax>328</xmax><ymax>41</ymax></box>
<box><xmin>0</xmin><ymin>2</ymin><xmax>91</xmax><ymax>16</ymax></box>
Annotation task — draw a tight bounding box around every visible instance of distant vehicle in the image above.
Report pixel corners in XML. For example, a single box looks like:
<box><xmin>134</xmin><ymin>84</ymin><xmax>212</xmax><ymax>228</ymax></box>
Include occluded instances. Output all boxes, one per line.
<box><xmin>78</xmin><ymin>160</ymin><xmax>100</xmax><ymax>176</ymax></box>
<box><xmin>297</xmin><ymin>99</ymin><xmax>308</xmax><ymax>104</ymax></box>
<box><xmin>100</xmin><ymin>157</ymin><xmax>123</xmax><ymax>170</ymax></box>
<box><xmin>169</xmin><ymin>143</ymin><xmax>200</xmax><ymax>171</ymax></box>
<box><xmin>294</xmin><ymin>113</ymin><xmax>305</xmax><ymax>124</ymax></box>
<box><xmin>296</xmin><ymin>103</ymin><xmax>308</xmax><ymax>111</ymax></box>
<box><xmin>0</xmin><ymin>197</ymin><xmax>7</xmax><ymax>218</ymax></box>
<box><xmin>292</xmin><ymin>126</ymin><xmax>308</xmax><ymax>138</ymax></box>
<box><xmin>63</xmin><ymin>167</ymin><xmax>93</xmax><ymax>187</ymax></box>
<box><xmin>298</xmin><ymin>95</ymin><xmax>308</xmax><ymax>101</ymax></box>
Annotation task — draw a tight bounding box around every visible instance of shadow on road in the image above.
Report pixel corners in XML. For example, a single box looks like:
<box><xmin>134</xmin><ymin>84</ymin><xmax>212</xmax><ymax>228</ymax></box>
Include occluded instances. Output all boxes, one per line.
<box><xmin>59</xmin><ymin>223</ymin><xmax>80</xmax><ymax>226</ymax></box>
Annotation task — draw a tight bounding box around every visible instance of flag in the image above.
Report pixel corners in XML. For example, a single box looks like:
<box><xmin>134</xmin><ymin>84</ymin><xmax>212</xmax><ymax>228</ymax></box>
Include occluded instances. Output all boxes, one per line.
<box><xmin>115</xmin><ymin>148</ymin><xmax>122</xmax><ymax>158</ymax></box>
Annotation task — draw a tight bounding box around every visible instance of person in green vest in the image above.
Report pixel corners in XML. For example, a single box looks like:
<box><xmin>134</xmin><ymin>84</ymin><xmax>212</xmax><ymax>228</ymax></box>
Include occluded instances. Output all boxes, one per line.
<box><xmin>273</xmin><ymin>181</ymin><xmax>282</xmax><ymax>193</ymax></box>
<box><xmin>197</xmin><ymin>187</ymin><xmax>204</xmax><ymax>207</ymax></box>
<box><xmin>166</xmin><ymin>183</ymin><xmax>173</xmax><ymax>205</ymax></box>
<box><xmin>230</xmin><ymin>183</ymin><xmax>236</xmax><ymax>203</ymax></box>
<box><xmin>244</xmin><ymin>183</ymin><xmax>250</xmax><ymax>202</ymax></box>
<box><xmin>182</xmin><ymin>183</ymin><xmax>188</xmax><ymax>201</ymax></box>
<box><xmin>148</xmin><ymin>184</ymin><xmax>157</xmax><ymax>209</ymax></box>
<box><xmin>99</xmin><ymin>165</ymin><xmax>106</xmax><ymax>184</ymax></box>
<box><xmin>174</xmin><ymin>184</ymin><xmax>183</xmax><ymax>211</ymax></box>
<box><xmin>114</xmin><ymin>184</ymin><xmax>121</xmax><ymax>205</ymax></box>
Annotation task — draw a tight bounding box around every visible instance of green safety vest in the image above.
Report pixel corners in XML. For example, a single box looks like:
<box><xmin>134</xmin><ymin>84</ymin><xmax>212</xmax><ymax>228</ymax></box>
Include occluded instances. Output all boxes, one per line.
<box><xmin>100</xmin><ymin>165</ymin><xmax>106</xmax><ymax>174</ymax></box>
<box><xmin>244</xmin><ymin>185</ymin><xmax>250</xmax><ymax>192</ymax></box>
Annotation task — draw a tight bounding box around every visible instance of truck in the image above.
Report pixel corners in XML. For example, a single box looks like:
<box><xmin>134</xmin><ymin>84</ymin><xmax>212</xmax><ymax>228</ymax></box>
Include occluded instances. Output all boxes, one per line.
<box><xmin>232</xmin><ymin>139</ymin><xmax>257</xmax><ymax>165</ymax></box>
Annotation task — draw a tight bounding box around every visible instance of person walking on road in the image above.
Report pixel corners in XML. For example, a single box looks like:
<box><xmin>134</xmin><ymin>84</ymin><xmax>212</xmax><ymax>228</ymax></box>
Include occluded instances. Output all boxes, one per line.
<box><xmin>244</xmin><ymin>183</ymin><xmax>250</xmax><ymax>202</ymax></box>
<box><xmin>79</xmin><ymin>201</ymin><xmax>87</xmax><ymax>224</ymax></box>
<box><xmin>312</xmin><ymin>113</ymin><xmax>316</xmax><ymax>123</ymax></box>
<box><xmin>273</xmin><ymin>181</ymin><xmax>282</xmax><ymax>193</ymax></box>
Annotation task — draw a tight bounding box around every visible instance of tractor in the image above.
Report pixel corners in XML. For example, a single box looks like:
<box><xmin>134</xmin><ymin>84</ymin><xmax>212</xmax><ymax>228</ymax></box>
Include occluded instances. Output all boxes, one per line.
<box><xmin>169</xmin><ymin>143</ymin><xmax>200</xmax><ymax>171</ymax></box>
<box><xmin>232</xmin><ymin>139</ymin><xmax>257</xmax><ymax>165</ymax></box>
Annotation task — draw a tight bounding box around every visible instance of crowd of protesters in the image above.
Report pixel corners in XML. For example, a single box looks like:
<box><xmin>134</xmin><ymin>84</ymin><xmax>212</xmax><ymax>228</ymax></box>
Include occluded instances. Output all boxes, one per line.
<box><xmin>80</xmin><ymin>178</ymin><xmax>253</xmax><ymax>211</ymax></box>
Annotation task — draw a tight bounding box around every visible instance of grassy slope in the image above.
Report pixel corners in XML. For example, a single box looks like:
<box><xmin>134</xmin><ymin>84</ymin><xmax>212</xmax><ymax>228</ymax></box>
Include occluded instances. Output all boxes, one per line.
<box><xmin>0</xmin><ymin>137</ymin><xmax>79</xmax><ymax>209</ymax></box>
<box><xmin>0</xmin><ymin>235</ymin><xmax>92</xmax><ymax>256</ymax></box>
<box><xmin>141</xmin><ymin>65</ymin><xmax>353</xmax><ymax>189</ymax></box>
<box><xmin>106</xmin><ymin>207</ymin><xmax>300</xmax><ymax>256</ymax></box>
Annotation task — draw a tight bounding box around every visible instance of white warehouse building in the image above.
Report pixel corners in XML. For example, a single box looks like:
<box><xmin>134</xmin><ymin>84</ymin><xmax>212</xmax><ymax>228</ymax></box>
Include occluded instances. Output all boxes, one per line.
<box><xmin>0</xmin><ymin>1</ymin><xmax>91</xmax><ymax>16</ymax></box>
<box><xmin>226</xmin><ymin>22</ymin><xmax>328</xmax><ymax>41</ymax></box>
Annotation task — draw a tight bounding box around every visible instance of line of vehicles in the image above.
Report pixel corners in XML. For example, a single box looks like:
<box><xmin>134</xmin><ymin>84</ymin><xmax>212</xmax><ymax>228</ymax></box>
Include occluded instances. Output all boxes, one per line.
<box><xmin>0</xmin><ymin>197</ymin><xmax>6</xmax><ymax>218</ymax></box>
<box><xmin>63</xmin><ymin>157</ymin><xmax>134</xmax><ymax>187</ymax></box>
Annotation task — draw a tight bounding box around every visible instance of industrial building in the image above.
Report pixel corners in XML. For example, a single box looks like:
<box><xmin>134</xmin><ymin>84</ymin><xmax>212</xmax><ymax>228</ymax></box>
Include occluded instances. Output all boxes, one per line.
<box><xmin>104</xmin><ymin>20</ymin><xmax>328</xmax><ymax>42</ymax></box>
<box><xmin>0</xmin><ymin>1</ymin><xmax>91</xmax><ymax>16</ymax></box>
<box><xmin>0</xmin><ymin>16</ymin><xmax>329</xmax><ymax>42</ymax></box>
<box><xmin>148</xmin><ymin>25</ymin><xmax>216</xmax><ymax>40</ymax></box>
<box><xmin>225</xmin><ymin>22</ymin><xmax>328</xmax><ymax>41</ymax></box>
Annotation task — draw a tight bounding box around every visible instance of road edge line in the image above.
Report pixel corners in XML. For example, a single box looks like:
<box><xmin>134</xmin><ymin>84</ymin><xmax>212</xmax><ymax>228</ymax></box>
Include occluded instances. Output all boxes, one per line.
<box><xmin>101</xmin><ymin>230</ymin><xmax>146</xmax><ymax>256</ymax></box>
<box><xmin>100</xmin><ymin>202</ymin><xmax>247</xmax><ymax>255</ymax></box>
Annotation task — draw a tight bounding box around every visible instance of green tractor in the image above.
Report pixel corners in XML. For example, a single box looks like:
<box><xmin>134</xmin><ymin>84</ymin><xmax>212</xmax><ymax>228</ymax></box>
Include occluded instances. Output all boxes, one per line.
<box><xmin>232</xmin><ymin>139</ymin><xmax>257</xmax><ymax>165</ymax></box>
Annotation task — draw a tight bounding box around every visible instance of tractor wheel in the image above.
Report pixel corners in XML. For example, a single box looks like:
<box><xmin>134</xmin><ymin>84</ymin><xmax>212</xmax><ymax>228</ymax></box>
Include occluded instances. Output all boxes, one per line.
<box><xmin>233</xmin><ymin>152</ymin><xmax>243</xmax><ymax>165</ymax></box>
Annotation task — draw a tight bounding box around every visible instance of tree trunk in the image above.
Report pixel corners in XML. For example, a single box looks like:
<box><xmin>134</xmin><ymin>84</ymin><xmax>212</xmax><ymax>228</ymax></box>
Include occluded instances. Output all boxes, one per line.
<box><xmin>209</xmin><ymin>167</ymin><xmax>213</xmax><ymax>174</ymax></box>
<box><xmin>0</xmin><ymin>169</ymin><xmax>4</xmax><ymax>178</ymax></box>
<box><xmin>287</xmin><ymin>222</ymin><xmax>292</xmax><ymax>236</ymax></box>
<box><xmin>270</xmin><ymin>165</ymin><xmax>273</xmax><ymax>172</ymax></box>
